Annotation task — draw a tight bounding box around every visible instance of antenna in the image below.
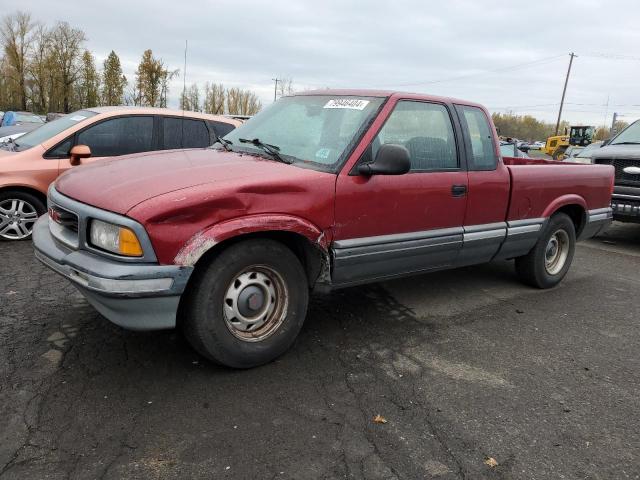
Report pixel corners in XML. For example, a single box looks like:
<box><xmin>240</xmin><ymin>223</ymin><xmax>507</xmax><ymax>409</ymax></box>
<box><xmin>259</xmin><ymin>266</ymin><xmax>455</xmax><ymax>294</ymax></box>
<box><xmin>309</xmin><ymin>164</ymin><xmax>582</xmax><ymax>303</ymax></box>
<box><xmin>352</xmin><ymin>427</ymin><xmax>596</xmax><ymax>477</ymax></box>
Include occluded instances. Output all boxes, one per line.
<box><xmin>182</xmin><ymin>40</ymin><xmax>188</xmax><ymax>110</ymax></box>
<box><xmin>181</xmin><ymin>40</ymin><xmax>188</xmax><ymax>147</ymax></box>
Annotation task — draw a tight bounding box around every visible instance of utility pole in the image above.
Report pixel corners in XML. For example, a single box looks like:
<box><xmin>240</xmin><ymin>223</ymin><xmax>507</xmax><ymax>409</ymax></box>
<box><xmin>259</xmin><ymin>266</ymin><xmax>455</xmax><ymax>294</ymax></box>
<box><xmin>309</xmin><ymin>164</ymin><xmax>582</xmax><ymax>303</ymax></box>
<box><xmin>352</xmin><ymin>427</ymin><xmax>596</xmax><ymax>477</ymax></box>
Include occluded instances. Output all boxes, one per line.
<box><xmin>555</xmin><ymin>52</ymin><xmax>576</xmax><ymax>135</ymax></box>
<box><xmin>611</xmin><ymin>112</ymin><xmax>619</xmax><ymax>135</ymax></box>
<box><xmin>272</xmin><ymin>78</ymin><xmax>280</xmax><ymax>102</ymax></box>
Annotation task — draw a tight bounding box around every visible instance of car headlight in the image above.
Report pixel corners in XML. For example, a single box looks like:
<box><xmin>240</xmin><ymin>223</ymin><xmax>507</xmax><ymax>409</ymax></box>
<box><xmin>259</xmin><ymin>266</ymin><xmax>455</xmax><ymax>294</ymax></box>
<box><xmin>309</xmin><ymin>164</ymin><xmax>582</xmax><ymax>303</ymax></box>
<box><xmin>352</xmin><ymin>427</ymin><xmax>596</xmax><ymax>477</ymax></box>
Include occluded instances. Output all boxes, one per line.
<box><xmin>89</xmin><ymin>219</ymin><xmax>143</xmax><ymax>257</ymax></box>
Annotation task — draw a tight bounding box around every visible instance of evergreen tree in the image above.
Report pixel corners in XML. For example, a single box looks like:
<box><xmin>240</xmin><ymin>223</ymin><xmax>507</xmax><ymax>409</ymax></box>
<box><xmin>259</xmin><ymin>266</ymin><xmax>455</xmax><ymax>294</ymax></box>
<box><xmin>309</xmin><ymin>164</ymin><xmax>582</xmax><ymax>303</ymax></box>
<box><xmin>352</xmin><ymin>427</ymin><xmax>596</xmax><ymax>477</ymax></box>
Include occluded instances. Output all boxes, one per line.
<box><xmin>76</xmin><ymin>50</ymin><xmax>99</xmax><ymax>108</ymax></box>
<box><xmin>101</xmin><ymin>50</ymin><xmax>126</xmax><ymax>106</ymax></box>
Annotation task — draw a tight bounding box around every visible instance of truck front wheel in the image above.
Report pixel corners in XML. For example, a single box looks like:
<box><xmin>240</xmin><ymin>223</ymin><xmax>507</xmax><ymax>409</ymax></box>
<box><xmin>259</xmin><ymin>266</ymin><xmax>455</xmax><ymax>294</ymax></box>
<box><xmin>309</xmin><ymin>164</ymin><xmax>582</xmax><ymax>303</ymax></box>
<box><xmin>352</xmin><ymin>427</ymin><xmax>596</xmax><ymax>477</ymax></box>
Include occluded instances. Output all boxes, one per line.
<box><xmin>515</xmin><ymin>213</ymin><xmax>576</xmax><ymax>289</ymax></box>
<box><xmin>182</xmin><ymin>239</ymin><xmax>309</xmax><ymax>368</ymax></box>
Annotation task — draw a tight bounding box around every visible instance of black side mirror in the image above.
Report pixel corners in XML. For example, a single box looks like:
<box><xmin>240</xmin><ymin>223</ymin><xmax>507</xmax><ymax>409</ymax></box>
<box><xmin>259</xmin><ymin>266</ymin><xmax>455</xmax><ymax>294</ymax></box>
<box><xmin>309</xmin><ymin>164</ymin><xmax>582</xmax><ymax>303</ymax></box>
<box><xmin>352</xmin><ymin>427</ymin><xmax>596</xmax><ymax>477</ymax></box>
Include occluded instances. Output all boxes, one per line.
<box><xmin>358</xmin><ymin>144</ymin><xmax>411</xmax><ymax>176</ymax></box>
<box><xmin>602</xmin><ymin>138</ymin><xmax>611</xmax><ymax>146</ymax></box>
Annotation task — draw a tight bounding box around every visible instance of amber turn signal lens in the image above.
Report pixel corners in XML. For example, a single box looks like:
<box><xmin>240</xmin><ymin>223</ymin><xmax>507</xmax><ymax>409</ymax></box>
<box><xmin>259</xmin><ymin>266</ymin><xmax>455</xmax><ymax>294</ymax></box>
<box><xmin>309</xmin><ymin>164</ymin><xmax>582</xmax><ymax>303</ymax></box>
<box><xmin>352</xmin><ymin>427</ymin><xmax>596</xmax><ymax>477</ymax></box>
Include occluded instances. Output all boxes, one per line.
<box><xmin>118</xmin><ymin>227</ymin><xmax>143</xmax><ymax>257</ymax></box>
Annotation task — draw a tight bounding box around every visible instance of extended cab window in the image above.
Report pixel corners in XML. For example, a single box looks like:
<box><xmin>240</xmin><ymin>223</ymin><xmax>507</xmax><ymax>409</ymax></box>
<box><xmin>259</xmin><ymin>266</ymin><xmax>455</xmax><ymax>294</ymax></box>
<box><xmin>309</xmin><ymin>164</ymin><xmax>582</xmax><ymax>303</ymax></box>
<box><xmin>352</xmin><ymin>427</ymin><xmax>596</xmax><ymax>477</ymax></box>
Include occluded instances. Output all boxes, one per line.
<box><xmin>163</xmin><ymin>117</ymin><xmax>210</xmax><ymax>149</ymax></box>
<box><xmin>374</xmin><ymin>101</ymin><xmax>457</xmax><ymax>171</ymax></box>
<box><xmin>456</xmin><ymin>105</ymin><xmax>497</xmax><ymax>170</ymax></box>
<box><xmin>77</xmin><ymin>116</ymin><xmax>153</xmax><ymax>156</ymax></box>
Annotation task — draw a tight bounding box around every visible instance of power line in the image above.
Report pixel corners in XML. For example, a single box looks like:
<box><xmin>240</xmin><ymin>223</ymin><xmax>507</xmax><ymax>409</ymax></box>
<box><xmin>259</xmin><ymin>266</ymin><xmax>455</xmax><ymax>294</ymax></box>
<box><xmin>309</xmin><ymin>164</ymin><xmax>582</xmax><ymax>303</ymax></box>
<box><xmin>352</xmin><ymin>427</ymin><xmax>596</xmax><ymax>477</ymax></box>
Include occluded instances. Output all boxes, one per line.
<box><xmin>373</xmin><ymin>54</ymin><xmax>567</xmax><ymax>88</ymax></box>
<box><xmin>582</xmin><ymin>52</ymin><xmax>640</xmax><ymax>62</ymax></box>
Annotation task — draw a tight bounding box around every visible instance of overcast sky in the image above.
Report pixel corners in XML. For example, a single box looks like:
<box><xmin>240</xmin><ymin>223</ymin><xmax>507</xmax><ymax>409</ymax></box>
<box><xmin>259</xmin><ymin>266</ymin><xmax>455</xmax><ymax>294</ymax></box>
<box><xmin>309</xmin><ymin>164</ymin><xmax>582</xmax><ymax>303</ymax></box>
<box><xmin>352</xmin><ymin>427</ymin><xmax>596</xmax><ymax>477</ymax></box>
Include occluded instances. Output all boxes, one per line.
<box><xmin>16</xmin><ymin>0</ymin><xmax>640</xmax><ymax>126</ymax></box>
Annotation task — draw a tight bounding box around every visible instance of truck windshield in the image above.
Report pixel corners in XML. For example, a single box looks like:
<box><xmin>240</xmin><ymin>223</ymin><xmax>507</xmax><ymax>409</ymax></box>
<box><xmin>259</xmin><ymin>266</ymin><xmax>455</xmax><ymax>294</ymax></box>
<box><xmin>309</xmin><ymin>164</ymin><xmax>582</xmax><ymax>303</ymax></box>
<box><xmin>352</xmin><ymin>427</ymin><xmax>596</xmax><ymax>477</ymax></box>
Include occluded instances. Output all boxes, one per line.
<box><xmin>610</xmin><ymin>120</ymin><xmax>640</xmax><ymax>145</ymax></box>
<box><xmin>14</xmin><ymin>110</ymin><xmax>97</xmax><ymax>151</ymax></box>
<box><xmin>223</xmin><ymin>95</ymin><xmax>385</xmax><ymax>172</ymax></box>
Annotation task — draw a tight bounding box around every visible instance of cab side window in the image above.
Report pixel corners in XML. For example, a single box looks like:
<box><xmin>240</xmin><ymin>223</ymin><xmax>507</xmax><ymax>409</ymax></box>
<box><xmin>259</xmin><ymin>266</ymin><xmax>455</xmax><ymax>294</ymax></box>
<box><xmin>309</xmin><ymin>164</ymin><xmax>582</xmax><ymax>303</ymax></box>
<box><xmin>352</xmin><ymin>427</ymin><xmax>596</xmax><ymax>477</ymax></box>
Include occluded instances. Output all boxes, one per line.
<box><xmin>373</xmin><ymin>101</ymin><xmax>458</xmax><ymax>171</ymax></box>
<box><xmin>209</xmin><ymin>120</ymin><xmax>235</xmax><ymax>138</ymax></box>
<box><xmin>77</xmin><ymin>116</ymin><xmax>153</xmax><ymax>157</ymax></box>
<box><xmin>456</xmin><ymin>105</ymin><xmax>498</xmax><ymax>170</ymax></box>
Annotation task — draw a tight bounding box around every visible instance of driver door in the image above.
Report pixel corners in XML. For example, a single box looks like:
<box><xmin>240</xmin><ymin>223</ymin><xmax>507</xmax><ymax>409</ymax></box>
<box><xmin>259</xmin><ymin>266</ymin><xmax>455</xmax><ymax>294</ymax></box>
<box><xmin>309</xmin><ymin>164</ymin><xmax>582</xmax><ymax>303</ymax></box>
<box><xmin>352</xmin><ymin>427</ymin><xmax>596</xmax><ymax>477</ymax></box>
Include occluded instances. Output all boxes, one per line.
<box><xmin>332</xmin><ymin>100</ymin><xmax>468</xmax><ymax>286</ymax></box>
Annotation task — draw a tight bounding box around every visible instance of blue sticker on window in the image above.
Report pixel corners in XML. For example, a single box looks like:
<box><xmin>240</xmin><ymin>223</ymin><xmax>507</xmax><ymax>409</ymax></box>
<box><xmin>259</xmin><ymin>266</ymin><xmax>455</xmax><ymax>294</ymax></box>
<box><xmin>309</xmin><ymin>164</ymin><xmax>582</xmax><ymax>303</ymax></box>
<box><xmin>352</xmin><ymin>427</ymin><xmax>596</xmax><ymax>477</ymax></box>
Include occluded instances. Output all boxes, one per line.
<box><xmin>315</xmin><ymin>148</ymin><xmax>331</xmax><ymax>160</ymax></box>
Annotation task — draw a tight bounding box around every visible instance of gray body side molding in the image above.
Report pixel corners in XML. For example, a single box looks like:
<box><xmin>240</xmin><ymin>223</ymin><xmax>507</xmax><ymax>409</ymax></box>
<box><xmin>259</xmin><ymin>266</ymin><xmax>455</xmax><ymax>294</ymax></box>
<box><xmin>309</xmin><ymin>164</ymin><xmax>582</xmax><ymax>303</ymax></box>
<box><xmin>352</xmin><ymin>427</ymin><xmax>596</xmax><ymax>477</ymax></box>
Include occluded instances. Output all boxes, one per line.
<box><xmin>332</xmin><ymin>218</ymin><xmax>547</xmax><ymax>287</ymax></box>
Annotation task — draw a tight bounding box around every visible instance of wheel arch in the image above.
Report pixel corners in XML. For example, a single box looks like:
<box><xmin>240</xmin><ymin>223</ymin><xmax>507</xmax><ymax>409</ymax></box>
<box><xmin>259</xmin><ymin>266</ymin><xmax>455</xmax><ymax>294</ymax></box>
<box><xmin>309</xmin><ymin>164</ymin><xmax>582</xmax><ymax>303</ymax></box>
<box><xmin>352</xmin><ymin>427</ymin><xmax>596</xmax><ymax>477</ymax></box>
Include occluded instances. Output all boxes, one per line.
<box><xmin>0</xmin><ymin>185</ymin><xmax>47</xmax><ymax>208</ymax></box>
<box><xmin>542</xmin><ymin>195</ymin><xmax>587</xmax><ymax>237</ymax></box>
<box><xmin>175</xmin><ymin>214</ymin><xmax>331</xmax><ymax>288</ymax></box>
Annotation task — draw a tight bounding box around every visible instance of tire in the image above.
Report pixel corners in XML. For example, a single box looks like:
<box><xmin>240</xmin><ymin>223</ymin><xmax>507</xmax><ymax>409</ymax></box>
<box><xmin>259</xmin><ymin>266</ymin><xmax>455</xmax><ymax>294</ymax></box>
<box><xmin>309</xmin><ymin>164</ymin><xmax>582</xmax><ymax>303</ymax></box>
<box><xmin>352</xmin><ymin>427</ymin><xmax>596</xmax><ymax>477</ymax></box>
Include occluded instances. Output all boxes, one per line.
<box><xmin>515</xmin><ymin>213</ymin><xmax>576</xmax><ymax>289</ymax></box>
<box><xmin>0</xmin><ymin>190</ymin><xmax>45</xmax><ymax>241</ymax></box>
<box><xmin>552</xmin><ymin>146</ymin><xmax>567</xmax><ymax>160</ymax></box>
<box><xmin>182</xmin><ymin>239</ymin><xmax>309</xmax><ymax>368</ymax></box>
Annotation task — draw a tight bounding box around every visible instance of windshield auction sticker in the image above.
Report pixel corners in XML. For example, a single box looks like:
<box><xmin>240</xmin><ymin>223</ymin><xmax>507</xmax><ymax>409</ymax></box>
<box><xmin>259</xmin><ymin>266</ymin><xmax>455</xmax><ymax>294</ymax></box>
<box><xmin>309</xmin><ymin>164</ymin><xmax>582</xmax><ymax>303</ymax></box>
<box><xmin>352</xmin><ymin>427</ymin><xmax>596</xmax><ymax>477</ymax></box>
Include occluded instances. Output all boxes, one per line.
<box><xmin>69</xmin><ymin>115</ymin><xmax>87</xmax><ymax>122</ymax></box>
<box><xmin>323</xmin><ymin>99</ymin><xmax>370</xmax><ymax>110</ymax></box>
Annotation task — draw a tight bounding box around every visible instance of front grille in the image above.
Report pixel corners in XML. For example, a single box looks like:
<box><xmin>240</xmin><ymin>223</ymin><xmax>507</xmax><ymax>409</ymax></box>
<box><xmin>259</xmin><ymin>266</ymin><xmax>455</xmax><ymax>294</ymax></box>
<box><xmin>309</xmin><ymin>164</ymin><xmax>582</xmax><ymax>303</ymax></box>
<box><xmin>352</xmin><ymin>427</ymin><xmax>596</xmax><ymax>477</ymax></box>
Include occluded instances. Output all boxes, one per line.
<box><xmin>49</xmin><ymin>205</ymin><xmax>78</xmax><ymax>231</ymax></box>
<box><xmin>48</xmin><ymin>204</ymin><xmax>79</xmax><ymax>248</ymax></box>
<box><xmin>595</xmin><ymin>158</ymin><xmax>640</xmax><ymax>187</ymax></box>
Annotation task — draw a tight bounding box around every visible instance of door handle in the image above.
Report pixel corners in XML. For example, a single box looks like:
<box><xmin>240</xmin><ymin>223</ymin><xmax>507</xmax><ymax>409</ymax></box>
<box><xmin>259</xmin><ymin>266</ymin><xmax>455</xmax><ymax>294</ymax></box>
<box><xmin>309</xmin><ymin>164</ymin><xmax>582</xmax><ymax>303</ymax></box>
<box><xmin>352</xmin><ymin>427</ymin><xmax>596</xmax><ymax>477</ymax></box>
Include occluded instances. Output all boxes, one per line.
<box><xmin>451</xmin><ymin>184</ymin><xmax>467</xmax><ymax>197</ymax></box>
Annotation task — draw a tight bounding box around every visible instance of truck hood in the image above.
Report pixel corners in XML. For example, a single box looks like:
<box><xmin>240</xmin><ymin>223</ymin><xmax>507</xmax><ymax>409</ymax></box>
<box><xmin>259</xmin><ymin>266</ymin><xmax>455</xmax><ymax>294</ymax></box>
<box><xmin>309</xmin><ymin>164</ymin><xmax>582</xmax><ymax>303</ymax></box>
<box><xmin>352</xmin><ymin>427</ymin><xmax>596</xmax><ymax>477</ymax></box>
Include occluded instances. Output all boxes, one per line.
<box><xmin>55</xmin><ymin>148</ymin><xmax>331</xmax><ymax>215</ymax></box>
<box><xmin>592</xmin><ymin>144</ymin><xmax>640</xmax><ymax>161</ymax></box>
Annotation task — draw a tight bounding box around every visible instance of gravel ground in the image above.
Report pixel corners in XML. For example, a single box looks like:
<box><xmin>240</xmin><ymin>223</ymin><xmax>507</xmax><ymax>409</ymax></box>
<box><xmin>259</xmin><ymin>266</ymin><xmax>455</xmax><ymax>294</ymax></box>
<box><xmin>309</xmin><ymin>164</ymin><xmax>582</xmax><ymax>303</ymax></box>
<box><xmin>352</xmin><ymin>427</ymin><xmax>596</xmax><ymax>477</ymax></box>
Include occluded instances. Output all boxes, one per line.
<box><xmin>1</xmin><ymin>222</ymin><xmax>639</xmax><ymax>479</ymax></box>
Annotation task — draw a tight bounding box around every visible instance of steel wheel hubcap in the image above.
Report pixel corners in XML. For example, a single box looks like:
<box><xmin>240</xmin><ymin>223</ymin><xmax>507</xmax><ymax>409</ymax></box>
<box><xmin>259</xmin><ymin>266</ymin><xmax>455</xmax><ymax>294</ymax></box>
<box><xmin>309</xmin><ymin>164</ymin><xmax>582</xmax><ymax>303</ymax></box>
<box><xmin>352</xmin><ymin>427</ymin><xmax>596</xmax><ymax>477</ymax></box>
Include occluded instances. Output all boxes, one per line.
<box><xmin>223</xmin><ymin>266</ymin><xmax>288</xmax><ymax>342</ymax></box>
<box><xmin>545</xmin><ymin>229</ymin><xmax>569</xmax><ymax>275</ymax></box>
<box><xmin>0</xmin><ymin>199</ymin><xmax>39</xmax><ymax>240</ymax></box>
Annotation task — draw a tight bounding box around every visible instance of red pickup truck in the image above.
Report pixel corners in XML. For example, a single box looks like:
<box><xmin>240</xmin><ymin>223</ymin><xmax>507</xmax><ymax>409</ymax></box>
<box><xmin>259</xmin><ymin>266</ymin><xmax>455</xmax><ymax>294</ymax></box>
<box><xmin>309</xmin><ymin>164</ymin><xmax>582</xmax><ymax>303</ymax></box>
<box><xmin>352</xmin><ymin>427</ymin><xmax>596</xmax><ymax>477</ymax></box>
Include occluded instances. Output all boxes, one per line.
<box><xmin>33</xmin><ymin>90</ymin><xmax>614</xmax><ymax>368</ymax></box>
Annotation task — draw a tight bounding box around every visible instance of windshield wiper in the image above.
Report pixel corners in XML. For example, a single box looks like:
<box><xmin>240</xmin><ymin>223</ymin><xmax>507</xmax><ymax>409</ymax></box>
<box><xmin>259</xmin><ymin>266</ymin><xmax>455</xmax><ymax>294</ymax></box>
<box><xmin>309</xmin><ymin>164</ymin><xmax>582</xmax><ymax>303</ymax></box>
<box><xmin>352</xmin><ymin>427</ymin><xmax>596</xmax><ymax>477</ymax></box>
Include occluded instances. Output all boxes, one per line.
<box><xmin>612</xmin><ymin>141</ymin><xmax>640</xmax><ymax>145</ymax></box>
<box><xmin>0</xmin><ymin>138</ymin><xmax>16</xmax><ymax>151</ymax></box>
<box><xmin>238</xmin><ymin>138</ymin><xmax>291</xmax><ymax>164</ymax></box>
<box><xmin>213</xmin><ymin>136</ymin><xmax>233</xmax><ymax>151</ymax></box>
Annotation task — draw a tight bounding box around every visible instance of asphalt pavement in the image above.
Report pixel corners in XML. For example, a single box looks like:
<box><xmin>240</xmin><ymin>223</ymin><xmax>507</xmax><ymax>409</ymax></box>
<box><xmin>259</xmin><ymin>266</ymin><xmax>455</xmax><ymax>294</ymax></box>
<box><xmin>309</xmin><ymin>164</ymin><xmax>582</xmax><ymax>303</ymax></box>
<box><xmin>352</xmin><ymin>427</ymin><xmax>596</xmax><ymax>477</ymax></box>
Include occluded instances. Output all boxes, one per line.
<box><xmin>1</xmin><ymin>222</ymin><xmax>639</xmax><ymax>479</ymax></box>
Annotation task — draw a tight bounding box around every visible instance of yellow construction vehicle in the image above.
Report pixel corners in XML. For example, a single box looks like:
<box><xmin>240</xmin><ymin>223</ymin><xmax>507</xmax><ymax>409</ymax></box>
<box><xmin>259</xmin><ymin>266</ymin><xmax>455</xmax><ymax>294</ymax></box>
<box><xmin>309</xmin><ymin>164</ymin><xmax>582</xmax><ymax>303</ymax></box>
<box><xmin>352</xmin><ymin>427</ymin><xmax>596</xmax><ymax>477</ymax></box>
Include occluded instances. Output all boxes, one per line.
<box><xmin>543</xmin><ymin>125</ymin><xmax>595</xmax><ymax>160</ymax></box>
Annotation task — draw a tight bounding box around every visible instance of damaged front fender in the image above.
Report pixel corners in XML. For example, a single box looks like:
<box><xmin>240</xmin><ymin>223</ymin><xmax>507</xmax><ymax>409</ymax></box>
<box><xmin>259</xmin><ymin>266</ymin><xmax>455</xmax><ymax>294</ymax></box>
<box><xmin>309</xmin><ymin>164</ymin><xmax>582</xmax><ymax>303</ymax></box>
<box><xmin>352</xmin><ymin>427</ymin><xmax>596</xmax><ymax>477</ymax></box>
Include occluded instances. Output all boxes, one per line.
<box><xmin>174</xmin><ymin>214</ymin><xmax>332</xmax><ymax>271</ymax></box>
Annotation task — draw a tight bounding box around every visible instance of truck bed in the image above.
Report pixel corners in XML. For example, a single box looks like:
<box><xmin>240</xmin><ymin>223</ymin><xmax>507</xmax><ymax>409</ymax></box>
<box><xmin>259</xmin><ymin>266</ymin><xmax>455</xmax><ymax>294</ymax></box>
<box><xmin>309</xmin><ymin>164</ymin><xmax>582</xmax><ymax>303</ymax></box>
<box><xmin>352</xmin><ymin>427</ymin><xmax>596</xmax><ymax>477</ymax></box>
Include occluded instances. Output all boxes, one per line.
<box><xmin>503</xmin><ymin>156</ymin><xmax>614</xmax><ymax>221</ymax></box>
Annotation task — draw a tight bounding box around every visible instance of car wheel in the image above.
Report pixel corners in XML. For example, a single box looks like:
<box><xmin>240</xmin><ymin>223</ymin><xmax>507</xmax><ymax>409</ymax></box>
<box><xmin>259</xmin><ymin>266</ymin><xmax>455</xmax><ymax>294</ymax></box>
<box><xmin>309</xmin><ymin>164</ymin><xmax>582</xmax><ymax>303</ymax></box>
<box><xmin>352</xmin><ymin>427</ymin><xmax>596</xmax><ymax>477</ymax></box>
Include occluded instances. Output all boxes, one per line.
<box><xmin>0</xmin><ymin>191</ymin><xmax>45</xmax><ymax>241</ymax></box>
<box><xmin>182</xmin><ymin>239</ymin><xmax>309</xmax><ymax>368</ymax></box>
<box><xmin>515</xmin><ymin>213</ymin><xmax>576</xmax><ymax>289</ymax></box>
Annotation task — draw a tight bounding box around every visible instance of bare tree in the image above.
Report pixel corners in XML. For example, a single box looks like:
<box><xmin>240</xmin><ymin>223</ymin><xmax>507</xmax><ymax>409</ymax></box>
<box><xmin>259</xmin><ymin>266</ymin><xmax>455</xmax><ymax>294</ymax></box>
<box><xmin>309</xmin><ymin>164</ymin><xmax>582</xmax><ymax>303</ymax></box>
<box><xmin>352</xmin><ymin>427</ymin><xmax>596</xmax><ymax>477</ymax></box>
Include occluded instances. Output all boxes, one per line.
<box><xmin>160</xmin><ymin>68</ymin><xmax>179</xmax><ymax>108</ymax></box>
<box><xmin>0</xmin><ymin>57</ymin><xmax>11</xmax><ymax>108</ymax></box>
<box><xmin>48</xmin><ymin>21</ymin><xmax>86</xmax><ymax>112</ymax></box>
<box><xmin>180</xmin><ymin>83</ymin><xmax>201</xmax><ymax>111</ymax></box>
<box><xmin>0</xmin><ymin>11</ymin><xmax>35</xmax><ymax>110</ymax></box>
<box><xmin>27</xmin><ymin>23</ymin><xmax>51</xmax><ymax>113</ymax></box>
<box><xmin>276</xmin><ymin>77</ymin><xmax>294</xmax><ymax>99</ymax></box>
<box><xmin>227</xmin><ymin>87</ymin><xmax>261</xmax><ymax>115</ymax></box>
<box><xmin>226</xmin><ymin>87</ymin><xmax>241</xmax><ymax>115</ymax></box>
<box><xmin>203</xmin><ymin>82</ymin><xmax>225</xmax><ymax>114</ymax></box>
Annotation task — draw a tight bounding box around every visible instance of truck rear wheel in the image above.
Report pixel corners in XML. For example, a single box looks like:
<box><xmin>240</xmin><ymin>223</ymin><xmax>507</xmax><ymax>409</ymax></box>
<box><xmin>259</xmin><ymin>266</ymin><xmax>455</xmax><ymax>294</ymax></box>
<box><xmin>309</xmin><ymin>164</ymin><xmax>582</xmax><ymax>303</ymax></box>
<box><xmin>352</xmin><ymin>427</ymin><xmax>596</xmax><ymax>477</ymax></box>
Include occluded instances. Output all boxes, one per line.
<box><xmin>515</xmin><ymin>213</ymin><xmax>576</xmax><ymax>289</ymax></box>
<box><xmin>182</xmin><ymin>239</ymin><xmax>309</xmax><ymax>368</ymax></box>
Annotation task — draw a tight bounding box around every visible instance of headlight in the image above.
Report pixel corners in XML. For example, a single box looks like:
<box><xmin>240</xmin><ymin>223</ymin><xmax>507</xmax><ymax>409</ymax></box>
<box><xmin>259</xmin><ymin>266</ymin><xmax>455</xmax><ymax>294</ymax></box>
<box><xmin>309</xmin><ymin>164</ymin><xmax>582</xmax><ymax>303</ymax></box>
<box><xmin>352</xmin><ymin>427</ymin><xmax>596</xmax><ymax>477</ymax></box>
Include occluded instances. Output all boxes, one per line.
<box><xmin>89</xmin><ymin>219</ymin><xmax>143</xmax><ymax>257</ymax></box>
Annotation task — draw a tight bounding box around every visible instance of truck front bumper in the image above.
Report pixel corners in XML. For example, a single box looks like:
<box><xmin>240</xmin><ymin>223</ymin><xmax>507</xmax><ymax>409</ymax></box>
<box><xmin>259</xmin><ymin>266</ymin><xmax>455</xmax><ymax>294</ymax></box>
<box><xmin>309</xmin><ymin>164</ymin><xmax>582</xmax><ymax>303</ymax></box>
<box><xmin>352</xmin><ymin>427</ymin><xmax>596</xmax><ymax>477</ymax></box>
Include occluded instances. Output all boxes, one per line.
<box><xmin>611</xmin><ymin>187</ymin><xmax>640</xmax><ymax>222</ymax></box>
<box><xmin>33</xmin><ymin>216</ymin><xmax>193</xmax><ymax>330</ymax></box>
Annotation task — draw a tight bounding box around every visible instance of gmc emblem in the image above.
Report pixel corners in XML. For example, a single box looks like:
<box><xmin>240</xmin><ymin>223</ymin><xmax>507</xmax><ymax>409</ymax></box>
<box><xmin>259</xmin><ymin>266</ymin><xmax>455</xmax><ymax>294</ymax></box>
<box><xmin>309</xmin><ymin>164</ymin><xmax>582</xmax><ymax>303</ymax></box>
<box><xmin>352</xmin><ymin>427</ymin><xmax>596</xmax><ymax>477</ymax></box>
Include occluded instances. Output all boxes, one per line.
<box><xmin>48</xmin><ymin>207</ymin><xmax>62</xmax><ymax>224</ymax></box>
